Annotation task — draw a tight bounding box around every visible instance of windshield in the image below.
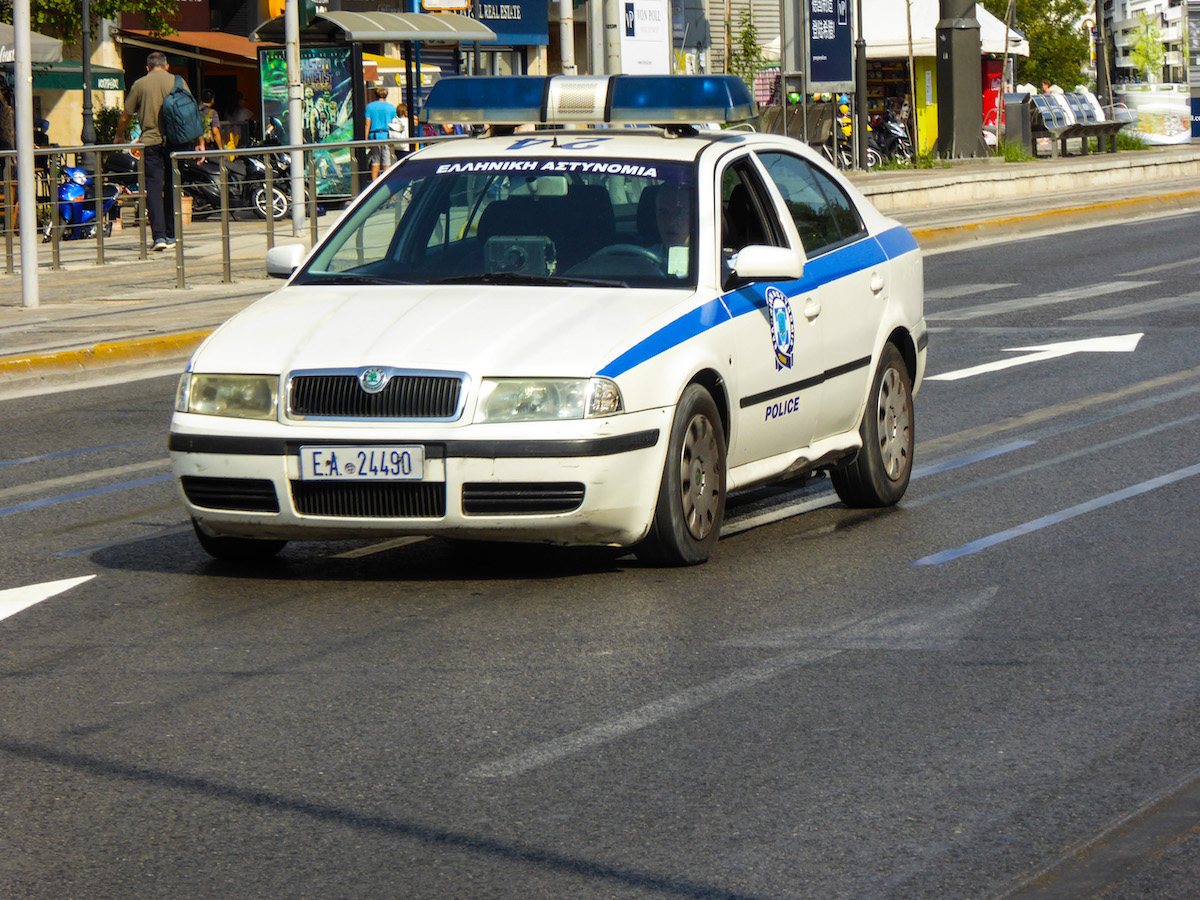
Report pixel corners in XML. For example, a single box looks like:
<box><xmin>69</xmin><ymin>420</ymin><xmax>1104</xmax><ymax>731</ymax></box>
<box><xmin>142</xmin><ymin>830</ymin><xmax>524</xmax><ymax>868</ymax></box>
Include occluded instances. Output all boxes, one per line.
<box><xmin>295</xmin><ymin>156</ymin><xmax>697</xmax><ymax>289</ymax></box>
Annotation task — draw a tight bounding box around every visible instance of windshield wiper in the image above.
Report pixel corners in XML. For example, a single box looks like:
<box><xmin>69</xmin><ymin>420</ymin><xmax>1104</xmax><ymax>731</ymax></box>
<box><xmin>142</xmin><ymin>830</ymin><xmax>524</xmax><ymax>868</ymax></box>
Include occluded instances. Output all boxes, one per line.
<box><xmin>297</xmin><ymin>273</ymin><xmax>412</xmax><ymax>286</ymax></box>
<box><xmin>428</xmin><ymin>273</ymin><xmax>628</xmax><ymax>288</ymax></box>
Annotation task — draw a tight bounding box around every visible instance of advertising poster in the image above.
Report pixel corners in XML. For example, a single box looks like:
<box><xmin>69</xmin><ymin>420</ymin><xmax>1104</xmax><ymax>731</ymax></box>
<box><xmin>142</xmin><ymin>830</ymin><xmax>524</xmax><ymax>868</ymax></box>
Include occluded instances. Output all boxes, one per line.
<box><xmin>259</xmin><ymin>45</ymin><xmax>359</xmax><ymax>198</ymax></box>
<box><xmin>621</xmin><ymin>0</ymin><xmax>672</xmax><ymax>73</ymax></box>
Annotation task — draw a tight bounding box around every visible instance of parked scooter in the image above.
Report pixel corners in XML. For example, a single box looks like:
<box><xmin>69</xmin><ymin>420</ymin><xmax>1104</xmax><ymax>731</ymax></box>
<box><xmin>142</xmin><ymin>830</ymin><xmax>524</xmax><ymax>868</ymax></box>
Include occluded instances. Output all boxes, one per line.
<box><xmin>177</xmin><ymin>151</ymin><xmax>290</xmax><ymax>220</ymax></box>
<box><xmin>41</xmin><ymin>166</ymin><xmax>124</xmax><ymax>242</ymax></box>
<box><xmin>870</xmin><ymin>107</ymin><xmax>914</xmax><ymax>163</ymax></box>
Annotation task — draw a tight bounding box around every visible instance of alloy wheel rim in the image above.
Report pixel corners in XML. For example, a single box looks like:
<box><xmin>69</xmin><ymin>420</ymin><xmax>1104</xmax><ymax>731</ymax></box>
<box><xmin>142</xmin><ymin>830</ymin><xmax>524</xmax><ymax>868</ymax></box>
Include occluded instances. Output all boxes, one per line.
<box><xmin>680</xmin><ymin>414</ymin><xmax>721</xmax><ymax>540</ymax></box>
<box><xmin>876</xmin><ymin>367</ymin><xmax>912</xmax><ymax>481</ymax></box>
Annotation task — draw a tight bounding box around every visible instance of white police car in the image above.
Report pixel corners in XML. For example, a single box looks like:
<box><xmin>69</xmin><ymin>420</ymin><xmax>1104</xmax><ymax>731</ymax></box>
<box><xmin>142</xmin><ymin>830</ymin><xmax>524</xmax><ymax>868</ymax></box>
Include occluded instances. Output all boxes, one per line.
<box><xmin>169</xmin><ymin>75</ymin><xmax>926</xmax><ymax>565</ymax></box>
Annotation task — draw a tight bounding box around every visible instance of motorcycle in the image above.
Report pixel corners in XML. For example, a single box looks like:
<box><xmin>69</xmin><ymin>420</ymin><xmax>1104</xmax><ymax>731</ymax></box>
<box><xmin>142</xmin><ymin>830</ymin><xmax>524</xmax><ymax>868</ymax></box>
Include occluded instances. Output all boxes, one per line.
<box><xmin>177</xmin><ymin>152</ymin><xmax>290</xmax><ymax>221</ymax></box>
<box><xmin>101</xmin><ymin>148</ymin><xmax>290</xmax><ymax>221</ymax></box>
<box><xmin>870</xmin><ymin>107</ymin><xmax>914</xmax><ymax>163</ymax></box>
<box><xmin>41</xmin><ymin>166</ymin><xmax>124</xmax><ymax>242</ymax></box>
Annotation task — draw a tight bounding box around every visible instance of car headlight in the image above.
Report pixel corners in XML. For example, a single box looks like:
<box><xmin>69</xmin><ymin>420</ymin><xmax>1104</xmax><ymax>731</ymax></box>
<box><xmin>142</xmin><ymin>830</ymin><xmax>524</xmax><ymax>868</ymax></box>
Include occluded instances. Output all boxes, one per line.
<box><xmin>176</xmin><ymin>373</ymin><xmax>278</xmax><ymax>419</ymax></box>
<box><xmin>475</xmin><ymin>377</ymin><xmax>623</xmax><ymax>422</ymax></box>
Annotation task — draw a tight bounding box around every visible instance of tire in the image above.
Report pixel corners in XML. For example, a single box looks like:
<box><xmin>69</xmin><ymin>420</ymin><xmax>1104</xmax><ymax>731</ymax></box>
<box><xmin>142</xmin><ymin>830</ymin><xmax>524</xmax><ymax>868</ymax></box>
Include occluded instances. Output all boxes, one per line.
<box><xmin>192</xmin><ymin>518</ymin><xmax>286</xmax><ymax>561</ymax></box>
<box><xmin>252</xmin><ymin>185</ymin><xmax>289</xmax><ymax>220</ymax></box>
<box><xmin>831</xmin><ymin>343</ymin><xmax>914</xmax><ymax>508</ymax></box>
<box><xmin>866</xmin><ymin>147</ymin><xmax>885</xmax><ymax>169</ymax></box>
<box><xmin>635</xmin><ymin>384</ymin><xmax>726</xmax><ymax>566</ymax></box>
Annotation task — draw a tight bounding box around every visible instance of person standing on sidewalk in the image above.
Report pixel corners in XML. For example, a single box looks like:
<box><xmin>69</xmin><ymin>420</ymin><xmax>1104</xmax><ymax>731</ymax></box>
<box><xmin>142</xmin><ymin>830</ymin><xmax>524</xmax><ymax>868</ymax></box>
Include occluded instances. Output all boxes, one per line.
<box><xmin>114</xmin><ymin>52</ymin><xmax>195</xmax><ymax>252</ymax></box>
<box><xmin>364</xmin><ymin>86</ymin><xmax>396</xmax><ymax>181</ymax></box>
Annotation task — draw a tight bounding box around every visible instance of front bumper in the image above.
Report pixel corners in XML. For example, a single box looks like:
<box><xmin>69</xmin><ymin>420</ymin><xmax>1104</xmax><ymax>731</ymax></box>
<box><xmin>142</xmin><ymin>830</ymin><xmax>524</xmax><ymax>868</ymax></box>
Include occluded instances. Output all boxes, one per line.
<box><xmin>169</xmin><ymin>408</ymin><xmax>670</xmax><ymax>547</ymax></box>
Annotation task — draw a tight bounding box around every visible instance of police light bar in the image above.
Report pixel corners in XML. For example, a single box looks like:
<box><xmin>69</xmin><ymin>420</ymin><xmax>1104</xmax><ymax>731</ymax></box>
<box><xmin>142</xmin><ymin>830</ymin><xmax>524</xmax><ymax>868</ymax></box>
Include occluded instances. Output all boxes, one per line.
<box><xmin>420</xmin><ymin>75</ymin><xmax>757</xmax><ymax>126</ymax></box>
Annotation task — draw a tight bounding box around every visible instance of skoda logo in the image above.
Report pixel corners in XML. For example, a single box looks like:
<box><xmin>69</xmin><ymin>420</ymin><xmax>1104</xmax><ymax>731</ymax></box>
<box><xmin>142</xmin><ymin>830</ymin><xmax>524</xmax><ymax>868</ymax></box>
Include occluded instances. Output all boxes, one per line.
<box><xmin>359</xmin><ymin>367</ymin><xmax>390</xmax><ymax>394</ymax></box>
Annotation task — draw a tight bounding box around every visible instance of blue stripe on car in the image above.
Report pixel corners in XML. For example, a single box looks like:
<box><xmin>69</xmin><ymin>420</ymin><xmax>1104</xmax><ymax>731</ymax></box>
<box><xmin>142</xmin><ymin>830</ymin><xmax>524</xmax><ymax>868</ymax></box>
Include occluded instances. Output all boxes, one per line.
<box><xmin>599</xmin><ymin>225</ymin><xmax>916</xmax><ymax>379</ymax></box>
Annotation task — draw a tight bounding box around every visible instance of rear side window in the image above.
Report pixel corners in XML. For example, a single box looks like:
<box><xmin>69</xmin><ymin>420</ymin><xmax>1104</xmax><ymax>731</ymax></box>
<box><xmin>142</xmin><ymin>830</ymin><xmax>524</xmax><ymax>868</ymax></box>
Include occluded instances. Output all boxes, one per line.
<box><xmin>756</xmin><ymin>151</ymin><xmax>865</xmax><ymax>255</ymax></box>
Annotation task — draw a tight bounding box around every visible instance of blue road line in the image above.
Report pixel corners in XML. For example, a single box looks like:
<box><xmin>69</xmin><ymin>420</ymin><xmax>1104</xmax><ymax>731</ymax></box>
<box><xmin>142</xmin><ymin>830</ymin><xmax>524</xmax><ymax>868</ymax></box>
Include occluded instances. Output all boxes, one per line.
<box><xmin>0</xmin><ymin>475</ymin><xmax>173</xmax><ymax>518</ymax></box>
<box><xmin>911</xmin><ymin>440</ymin><xmax>1038</xmax><ymax>479</ymax></box>
<box><xmin>0</xmin><ymin>441</ymin><xmax>151</xmax><ymax>469</ymax></box>
<box><xmin>913</xmin><ymin>462</ymin><xmax>1200</xmax><ymax>566</ymax></box>
<box><xmin>56</xmin><ymin>523</ymin><xmax>192</xmax><ymax>557</ymax></box>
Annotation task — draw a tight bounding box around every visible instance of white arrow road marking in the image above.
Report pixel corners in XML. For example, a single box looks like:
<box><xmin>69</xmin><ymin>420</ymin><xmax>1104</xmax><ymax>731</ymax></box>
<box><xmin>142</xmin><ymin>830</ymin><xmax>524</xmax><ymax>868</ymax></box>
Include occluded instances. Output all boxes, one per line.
<box><xmin>926</xmin><ymin>333</ymin><xmax>1143</xmax><ymax>382</ymax></box>
<box><xmin>469</xmin><ymin>588</ymin><xmax>997</xmax><ymax>778</ymax></box>
<box><xmin>0</xmin><ymin>576</ymin><xmax>96</xmax><ymax>624</ymax></box>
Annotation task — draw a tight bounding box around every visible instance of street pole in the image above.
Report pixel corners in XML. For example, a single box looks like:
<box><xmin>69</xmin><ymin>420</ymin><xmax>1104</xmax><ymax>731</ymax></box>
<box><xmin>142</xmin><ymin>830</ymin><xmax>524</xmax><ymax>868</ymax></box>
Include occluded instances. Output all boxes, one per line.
<box><xmin>855</xmin><ymin>0</ymin><xmax>867</xmax><ymax>167</ymax></box>
<box><xmin>286</xmin><ymin>0</ymin><xmax>304</xmax><ymax>236</ymax></box>
<box><xmin>81</xmin><ymin>0</ymin><xmax>95</xmax><ymax>144</ymax></box>
<box><xmin>15</xmin><ymin>0</ymin><xmax>39</xmax><ymax>307</ymax></box>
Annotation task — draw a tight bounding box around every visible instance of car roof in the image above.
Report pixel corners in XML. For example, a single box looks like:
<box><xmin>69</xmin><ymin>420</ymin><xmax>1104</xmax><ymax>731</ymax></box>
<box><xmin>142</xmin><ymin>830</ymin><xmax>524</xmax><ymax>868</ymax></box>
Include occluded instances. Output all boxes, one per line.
<box><xmin>408</xmin><ymin>128</ymin><xmax>798</xmax><ymax>166</ymax></box>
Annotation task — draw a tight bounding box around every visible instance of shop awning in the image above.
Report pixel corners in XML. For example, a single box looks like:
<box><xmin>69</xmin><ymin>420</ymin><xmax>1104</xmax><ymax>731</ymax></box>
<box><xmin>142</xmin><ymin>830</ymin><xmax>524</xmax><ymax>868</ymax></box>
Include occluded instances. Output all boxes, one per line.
<box><xmin>363</xmin><ymin>52</ymin><xmax>442</xmax><ymax>88</ymax></box>
<box><xmin>1</xmin><ymin>60</ymin><xmax>125</xmax><ymax>91</ymax></box>
<box><xmin>252</xmin><ymin>11</ymin><xmax>496</xmax><ymax>44</ymax></box>
<box><xmin>0</xmin><ymin>23</ymin><xmax>63</xmax><ymax>63</ymax></box>
<box><xmin>115</xmin><ymin>29</ymin><xmax>270</xmax><ymax>68</ymax></box>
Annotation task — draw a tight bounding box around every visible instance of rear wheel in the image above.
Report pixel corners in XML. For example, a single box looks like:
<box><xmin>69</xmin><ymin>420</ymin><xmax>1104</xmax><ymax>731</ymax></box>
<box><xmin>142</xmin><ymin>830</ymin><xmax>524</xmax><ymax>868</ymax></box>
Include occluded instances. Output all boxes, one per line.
<box><xmin>831</xmin><ymin>343</ymin><xmax>914</xmax><ymax>507</ymax></box>
<box><xmin>252</xmin><ymin>185</ymin><xmax>289</xmax><ymax>220</ymax></box>
<box><xmin>635</xmin><ymin>384</ymin><xmax>726</xmax><ymax>566</ymax></box>
<box><xmin>192</xmin><ymin>518</ymin><xmax>286</xmax><ymax>561</ymax></box>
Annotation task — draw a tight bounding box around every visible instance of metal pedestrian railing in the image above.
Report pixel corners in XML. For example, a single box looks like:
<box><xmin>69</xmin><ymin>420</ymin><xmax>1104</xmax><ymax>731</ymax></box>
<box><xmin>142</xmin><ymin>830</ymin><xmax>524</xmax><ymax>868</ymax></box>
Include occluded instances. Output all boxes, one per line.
<box><xmin>3</xmin><ymin>135</ymin><xmax>444</xmax><ymax>288</ymax></box>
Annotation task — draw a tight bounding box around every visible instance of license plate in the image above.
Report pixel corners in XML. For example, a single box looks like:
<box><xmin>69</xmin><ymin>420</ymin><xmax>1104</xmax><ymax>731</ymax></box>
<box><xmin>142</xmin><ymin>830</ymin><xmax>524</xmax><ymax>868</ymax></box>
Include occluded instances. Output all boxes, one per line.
<box><xmin>299</xmin><ymin>445</ymin><xmax>425</xmax><ymax>481</ymax></box>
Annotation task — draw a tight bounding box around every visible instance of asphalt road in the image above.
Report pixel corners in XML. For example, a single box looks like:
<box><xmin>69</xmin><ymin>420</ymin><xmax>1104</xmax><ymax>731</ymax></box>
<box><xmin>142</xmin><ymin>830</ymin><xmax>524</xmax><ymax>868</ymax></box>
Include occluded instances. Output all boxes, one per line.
<box><xmin>2</xmin><ymin>212</ymin><xmax>1199</xmax><ymax>899</ymax></box>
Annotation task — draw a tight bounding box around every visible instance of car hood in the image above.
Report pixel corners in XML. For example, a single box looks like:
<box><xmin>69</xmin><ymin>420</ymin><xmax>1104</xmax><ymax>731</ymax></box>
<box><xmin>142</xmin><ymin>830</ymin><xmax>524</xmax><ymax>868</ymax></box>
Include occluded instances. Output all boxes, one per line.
<box><xmin>193</xmin><ymin>283</ymin><xmax>691</xmax><ymax>378</ymax></box>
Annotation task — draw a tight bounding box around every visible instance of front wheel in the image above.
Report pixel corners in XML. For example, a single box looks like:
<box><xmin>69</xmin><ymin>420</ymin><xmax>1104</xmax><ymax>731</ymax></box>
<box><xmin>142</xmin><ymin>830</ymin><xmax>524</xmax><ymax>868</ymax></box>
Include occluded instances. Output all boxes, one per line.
<box><xmin>831</xmin><ymin>343</ymin><xmax>914</xmax><ymax>508</ymax></box>
<box><xmin>252</xmin><ymin>185</ymin><xmax>289</xmax><ymax>220</ymax></box>
<box><xmin>635</xmin><ymin>384</ymin><xmax>726</xmax><ymax>566</ymax></box>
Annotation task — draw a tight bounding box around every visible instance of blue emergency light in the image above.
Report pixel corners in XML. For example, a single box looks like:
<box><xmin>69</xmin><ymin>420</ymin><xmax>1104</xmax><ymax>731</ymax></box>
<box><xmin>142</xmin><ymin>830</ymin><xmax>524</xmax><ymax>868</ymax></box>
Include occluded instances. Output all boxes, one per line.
<box><xmin>420</xmin><ymin>75</ymin><xmax>756</xmax><ymax>127</ymax></box>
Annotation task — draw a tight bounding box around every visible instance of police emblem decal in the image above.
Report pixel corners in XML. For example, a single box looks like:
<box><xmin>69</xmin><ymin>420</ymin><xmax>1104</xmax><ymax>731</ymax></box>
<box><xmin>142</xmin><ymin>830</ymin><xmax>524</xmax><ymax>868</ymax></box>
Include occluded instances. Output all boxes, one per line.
<box><xmin>359</xmin><ymin>367</ymin><xmax>390</xmax><ymax>394</ymax></box>
<box><xmin>766</xmin><ymin>287</ymin><xmax>794</xmax><ymax>371</ymax></box>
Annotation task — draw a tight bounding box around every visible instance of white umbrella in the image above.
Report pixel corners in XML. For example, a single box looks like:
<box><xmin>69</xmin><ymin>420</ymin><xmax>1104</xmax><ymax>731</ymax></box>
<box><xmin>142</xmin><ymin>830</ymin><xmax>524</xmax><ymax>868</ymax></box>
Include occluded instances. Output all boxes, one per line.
<box><xmin>0</xmin><ymin>23</ymin><xmax>64</xmax><ymax>64</ymax></box>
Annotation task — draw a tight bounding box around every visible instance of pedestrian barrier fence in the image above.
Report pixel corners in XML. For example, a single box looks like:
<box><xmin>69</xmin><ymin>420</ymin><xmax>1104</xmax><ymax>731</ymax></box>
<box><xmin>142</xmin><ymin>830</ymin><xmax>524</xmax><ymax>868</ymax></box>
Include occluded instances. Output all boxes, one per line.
<box><xmin>2</xmin><ymin>135</ymin><xmax>447</xmax><ymax>287</ymax></box>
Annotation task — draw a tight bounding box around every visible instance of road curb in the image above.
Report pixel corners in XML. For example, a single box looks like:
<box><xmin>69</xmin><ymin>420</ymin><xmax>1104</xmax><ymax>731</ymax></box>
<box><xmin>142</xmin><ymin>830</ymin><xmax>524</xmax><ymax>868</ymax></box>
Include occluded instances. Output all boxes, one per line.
<box><xmin>0</xmin><ymin>329</ymin><xmax>211</xmax><ymax>385</ymax></box>
<box><xmin>911</xmin><ymin>189</ymin><xmax>1200</xmax><ymax>250</ymax></box>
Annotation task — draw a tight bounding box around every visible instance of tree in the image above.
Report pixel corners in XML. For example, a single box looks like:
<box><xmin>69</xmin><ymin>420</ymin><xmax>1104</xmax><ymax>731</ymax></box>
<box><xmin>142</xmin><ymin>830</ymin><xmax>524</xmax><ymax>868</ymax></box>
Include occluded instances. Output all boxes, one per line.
<box><xmin>726</xmin><ymin>11</ymin><xmax>765</xmax><ymax>92</ymax></box>
<box><xmin>980</xmin><ymin>0</ymin><xmax>1090</xmax><ymax>90</ymax></box>
<box><xmin>0</xmin><ymin>0</ymin><xmax>180</xmax><ymax>42</ymax></box>
<box><xmin>1130</xmin><ymin>10</ymin><xmax>1165</xmax><ymax>82</ymax></box>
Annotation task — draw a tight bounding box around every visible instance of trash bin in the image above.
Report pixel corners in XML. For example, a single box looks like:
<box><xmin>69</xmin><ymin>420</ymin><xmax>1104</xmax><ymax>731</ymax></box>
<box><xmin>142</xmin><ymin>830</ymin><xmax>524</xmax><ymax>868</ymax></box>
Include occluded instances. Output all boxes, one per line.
<box><xmin>1003</xmin><ymin>93</ymin><xmax>1032</xmax><ymax>156</ymax></box>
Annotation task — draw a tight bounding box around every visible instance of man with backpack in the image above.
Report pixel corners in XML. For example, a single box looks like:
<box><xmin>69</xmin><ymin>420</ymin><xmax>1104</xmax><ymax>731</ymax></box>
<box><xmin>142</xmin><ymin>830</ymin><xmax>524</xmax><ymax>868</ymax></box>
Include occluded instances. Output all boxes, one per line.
<box><xmin>115</xmin><ymin>52</ymin><xmax>202</xmax><ymax>251</ymax></box>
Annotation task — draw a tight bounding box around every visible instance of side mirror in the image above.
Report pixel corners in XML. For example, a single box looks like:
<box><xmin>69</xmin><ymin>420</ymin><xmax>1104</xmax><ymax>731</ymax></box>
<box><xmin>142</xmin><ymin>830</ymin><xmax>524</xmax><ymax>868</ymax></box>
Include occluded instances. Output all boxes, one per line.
<box><xmin>265</xmin><ymin>243</ymin><xmax>307</xmax><ymax>279</ymax></box>
<box><xmin>733</xmin><ymin>245</ymin><xmax>804</xmax><ymax>281</ymax></box>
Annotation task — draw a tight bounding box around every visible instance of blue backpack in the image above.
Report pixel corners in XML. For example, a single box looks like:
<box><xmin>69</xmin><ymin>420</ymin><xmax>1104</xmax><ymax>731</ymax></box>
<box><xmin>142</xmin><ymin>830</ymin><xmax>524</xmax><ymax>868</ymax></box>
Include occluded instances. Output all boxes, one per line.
<box><xmin>160</xmin><ymin>76</ymin><xmax>204</xmax><ymax>146</ymax></box>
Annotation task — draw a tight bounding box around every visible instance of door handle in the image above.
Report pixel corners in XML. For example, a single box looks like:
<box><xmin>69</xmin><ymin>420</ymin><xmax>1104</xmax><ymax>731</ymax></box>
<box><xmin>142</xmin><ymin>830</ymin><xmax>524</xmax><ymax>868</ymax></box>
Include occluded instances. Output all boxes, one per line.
<box><xmin>803</xmin><ymin>298</ymin><xmax>822</xmax><ymax>320</ymax></box>
<box><xmin>870</xmin><ymin>272</ymin><xmax>885</xmax><ymax>294</ymax></box>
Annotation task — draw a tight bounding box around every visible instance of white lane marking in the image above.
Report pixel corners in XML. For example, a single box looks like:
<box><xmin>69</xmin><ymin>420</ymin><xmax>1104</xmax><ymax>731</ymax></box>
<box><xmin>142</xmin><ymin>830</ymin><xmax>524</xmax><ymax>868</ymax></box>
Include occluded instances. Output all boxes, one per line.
<box><xmin>721</xmin><ymin>494</ymin><xmax>838</xmax><ymax>536</ymax></box>
<box><xmin>723</xmin><ymin>587</ymin><xmax>999</xmax><ymax>651</ymax></box>
<box><xmin>924</xmin><ymin>283</ymin><xmax>1018</xmax><ymax>301</ymax></box>
<box><xmin>913</xmin><ymin>461</ymin><xmax>1200</xmax><ymax>566</ymax></box>
<box><xmin>333</xmin><ymin>536</ymin><xmax>429</xmax><ymax>559</ymax></box>
<box><xmin>1063</xmin><ymin>291</ymin><xmax>1200</xmax><ymax>321</ymax></box>
<box><xmin>468</xmin><ymin>649</ymin><xmax>841</xmax><ymax>778</ymax></box>
<box><xmin>0</xmin><ymin>575</ymin><xmax>96</xmax><ymax>623</ymax></box>
<box><xmin>1119</xmin><ymin>255</ymin><xmax>1200</xmax><ymax>277</ymax></box>
<box><xmin>470</xmin><ymin>588</ymin><xmax>997</xmax><ymax>778</ymax></box>
<box><xmin>926</xmin><ymin>333</ymin><xmax>1143</xmax><ymax>382</ymax></box>
<box><xmin>0</xmin><ymin>460</ymin><xmax>169</xmax><ymax>503</ymax></box>
<box><xmin>926</xmin><ymin>281</ymin><xmax>1154</xmax><ymax>321</ymax></box>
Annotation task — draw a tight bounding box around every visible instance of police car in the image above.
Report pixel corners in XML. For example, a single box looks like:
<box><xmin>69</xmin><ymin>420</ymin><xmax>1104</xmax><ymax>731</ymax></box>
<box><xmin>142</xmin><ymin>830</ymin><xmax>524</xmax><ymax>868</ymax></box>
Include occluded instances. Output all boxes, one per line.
<box><xmin>169</xmin><ymin>75</ymin><xmax>926</xmax><ymax>565</ymax></box>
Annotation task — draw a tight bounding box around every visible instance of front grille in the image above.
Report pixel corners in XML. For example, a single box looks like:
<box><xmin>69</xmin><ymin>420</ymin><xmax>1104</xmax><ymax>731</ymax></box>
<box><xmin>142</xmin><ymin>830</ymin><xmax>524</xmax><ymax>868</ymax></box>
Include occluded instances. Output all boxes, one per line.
<box><xmin>291</xmin><ymin>481</ymin><xmax>446</xmax><ymax>518</ymax></box>
<box><xmin>181</xmin><ymin>476</ymin><xmax>280</xmax><ymax>513</ymax></box>
<box><xmin>289</xmin><ymin>373</ymin><xmax>463</xmax><ymax>419</ymax></box>
<box><xmin>462</xmin><ymin>483</ymin><xmax>585</xmax><ymax>515</ymax></box>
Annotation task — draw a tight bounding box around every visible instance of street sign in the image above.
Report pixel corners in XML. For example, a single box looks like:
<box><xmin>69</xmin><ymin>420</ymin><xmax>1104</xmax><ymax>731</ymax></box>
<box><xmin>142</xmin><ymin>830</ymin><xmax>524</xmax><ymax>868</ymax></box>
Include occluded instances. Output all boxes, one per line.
<box><xmin>805</xmin><ymin>0</ymin><xmax>853</xmax><ymax>93</ymax></box>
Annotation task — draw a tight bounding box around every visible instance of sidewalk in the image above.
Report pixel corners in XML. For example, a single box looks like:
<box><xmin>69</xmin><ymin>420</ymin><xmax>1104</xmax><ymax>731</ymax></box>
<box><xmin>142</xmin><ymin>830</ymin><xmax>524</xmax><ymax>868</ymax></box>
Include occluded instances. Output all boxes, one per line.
<box><xmin>3</xmin><ymin>143</ymin><xmax>1200</xmax><ymax>395</ymax></box>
